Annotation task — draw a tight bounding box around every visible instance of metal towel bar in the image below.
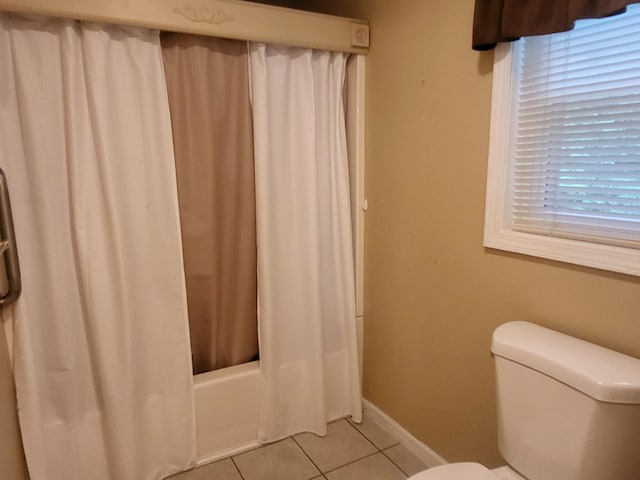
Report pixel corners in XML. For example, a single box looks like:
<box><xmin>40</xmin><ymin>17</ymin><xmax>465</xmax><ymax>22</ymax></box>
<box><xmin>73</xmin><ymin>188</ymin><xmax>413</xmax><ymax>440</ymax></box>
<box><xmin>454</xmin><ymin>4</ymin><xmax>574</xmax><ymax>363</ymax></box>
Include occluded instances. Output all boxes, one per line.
<box><xmin>0</xmin><ymin>168</ymin><xmax>21</xmax><ymax>307</ymax></box>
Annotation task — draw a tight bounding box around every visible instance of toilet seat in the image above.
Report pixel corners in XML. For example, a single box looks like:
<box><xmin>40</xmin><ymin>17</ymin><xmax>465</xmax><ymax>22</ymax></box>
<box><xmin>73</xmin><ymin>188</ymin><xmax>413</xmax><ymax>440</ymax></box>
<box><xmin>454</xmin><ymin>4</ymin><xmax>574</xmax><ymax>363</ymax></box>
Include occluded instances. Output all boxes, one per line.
<box><xmin>408</xmin><ymin>462</ymin><xmax>500</xmax><ymax>480</ymax></box>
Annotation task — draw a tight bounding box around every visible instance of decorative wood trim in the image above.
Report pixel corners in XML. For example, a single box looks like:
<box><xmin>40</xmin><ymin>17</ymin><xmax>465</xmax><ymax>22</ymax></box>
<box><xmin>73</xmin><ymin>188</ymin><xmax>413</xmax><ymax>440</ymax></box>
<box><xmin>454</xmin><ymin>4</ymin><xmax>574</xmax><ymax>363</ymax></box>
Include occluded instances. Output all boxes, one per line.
<box><xmin>173</xmin><ymin>4</ymin><xmax>234</xmax><ymax>25</ymax></box>
<box><xmin>346</xmin><ymin>54</ymin><xmax>366</xmax><ymax>318</ymax></box>
<box><xmin>0</xmin><ymin>0</ymin><xmax>369</xmax><ymax>54</ymax></box>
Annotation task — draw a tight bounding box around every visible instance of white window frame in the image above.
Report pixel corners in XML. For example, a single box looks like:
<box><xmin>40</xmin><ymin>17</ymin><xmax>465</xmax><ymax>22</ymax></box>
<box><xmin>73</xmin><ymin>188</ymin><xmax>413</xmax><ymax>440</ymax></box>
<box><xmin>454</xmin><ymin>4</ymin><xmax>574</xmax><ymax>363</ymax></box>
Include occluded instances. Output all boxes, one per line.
<box><xmin>484</xmin><ymin>42</ymin><xmax>640</xmax><ymax>277</ymax></box>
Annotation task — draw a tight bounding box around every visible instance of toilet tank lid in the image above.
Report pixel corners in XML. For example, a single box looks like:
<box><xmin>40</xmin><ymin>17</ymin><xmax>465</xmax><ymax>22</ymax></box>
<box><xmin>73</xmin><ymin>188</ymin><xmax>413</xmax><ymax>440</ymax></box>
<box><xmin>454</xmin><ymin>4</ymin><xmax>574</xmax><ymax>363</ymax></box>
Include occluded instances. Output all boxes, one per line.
<box><xmin>491</xmin><ymin>321</ymin><xmax>640</xmax><ymax>404</ymax></box>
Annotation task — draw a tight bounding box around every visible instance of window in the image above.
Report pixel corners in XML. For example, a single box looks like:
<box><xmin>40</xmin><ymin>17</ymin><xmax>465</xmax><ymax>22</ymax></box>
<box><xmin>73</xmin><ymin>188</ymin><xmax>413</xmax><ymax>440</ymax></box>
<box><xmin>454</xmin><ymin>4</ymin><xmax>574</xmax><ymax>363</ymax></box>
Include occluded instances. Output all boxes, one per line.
<box><xmin>484</xmin><ymin>5</ymin><xmax>640</xmax><ymax>276</ymax></box>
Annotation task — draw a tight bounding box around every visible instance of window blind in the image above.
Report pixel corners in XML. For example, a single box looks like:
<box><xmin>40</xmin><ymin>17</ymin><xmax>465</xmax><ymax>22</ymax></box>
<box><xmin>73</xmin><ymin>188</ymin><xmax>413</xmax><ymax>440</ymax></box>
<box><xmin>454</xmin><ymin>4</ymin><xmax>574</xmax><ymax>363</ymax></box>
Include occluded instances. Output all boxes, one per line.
<box><xmin>512</xmin><ymin>5</ymin><xmax>640</xmax><ymax>249</ymax></box>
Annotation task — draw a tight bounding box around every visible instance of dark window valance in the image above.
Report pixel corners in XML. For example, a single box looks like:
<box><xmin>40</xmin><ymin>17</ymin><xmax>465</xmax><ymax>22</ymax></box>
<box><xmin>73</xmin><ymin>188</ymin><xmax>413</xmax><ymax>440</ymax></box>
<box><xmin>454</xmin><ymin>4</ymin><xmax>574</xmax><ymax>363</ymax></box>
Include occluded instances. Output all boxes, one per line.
<box><xmin>473</xmin><ymin>0</ymin><xmax>639</xmax><ymax>50</ymax></box>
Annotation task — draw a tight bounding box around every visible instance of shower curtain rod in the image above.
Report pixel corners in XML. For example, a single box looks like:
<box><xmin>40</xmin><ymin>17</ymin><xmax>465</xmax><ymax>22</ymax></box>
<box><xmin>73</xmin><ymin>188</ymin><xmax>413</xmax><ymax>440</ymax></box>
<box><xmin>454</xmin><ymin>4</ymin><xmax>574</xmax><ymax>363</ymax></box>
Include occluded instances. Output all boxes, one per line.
<box><xmin>0</xmin><ymin>0</ymin><xmax>369</xmax><ymax>54</ymax></box>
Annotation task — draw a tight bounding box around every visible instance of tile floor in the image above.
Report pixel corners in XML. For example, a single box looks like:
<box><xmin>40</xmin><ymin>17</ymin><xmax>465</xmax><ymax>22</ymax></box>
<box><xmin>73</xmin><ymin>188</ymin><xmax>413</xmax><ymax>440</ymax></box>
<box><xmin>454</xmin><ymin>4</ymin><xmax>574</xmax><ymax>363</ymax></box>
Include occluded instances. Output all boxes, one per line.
<box><xmin>170</xmin><ymin>413</ymin><xmax>431</xmax><ymax>480</ymax></box>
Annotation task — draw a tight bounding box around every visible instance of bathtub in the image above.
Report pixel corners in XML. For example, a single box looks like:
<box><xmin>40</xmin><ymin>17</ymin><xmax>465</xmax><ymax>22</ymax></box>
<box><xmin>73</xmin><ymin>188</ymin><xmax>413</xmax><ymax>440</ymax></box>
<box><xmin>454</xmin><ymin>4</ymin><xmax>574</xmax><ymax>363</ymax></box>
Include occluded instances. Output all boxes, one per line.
<box><xmin>193</xmin><ymin>315</ymin><xmax>364</xmax><ymax>466</ymax></box>
<box><xmin>191</xmin><ymin>55</ymin><xmax>365</xmax><ymax>467</ymax></box>
<box><xmin>194</xmin><ymin>361</ymin><xmax>261</xmax><ymax>465</ymax></box>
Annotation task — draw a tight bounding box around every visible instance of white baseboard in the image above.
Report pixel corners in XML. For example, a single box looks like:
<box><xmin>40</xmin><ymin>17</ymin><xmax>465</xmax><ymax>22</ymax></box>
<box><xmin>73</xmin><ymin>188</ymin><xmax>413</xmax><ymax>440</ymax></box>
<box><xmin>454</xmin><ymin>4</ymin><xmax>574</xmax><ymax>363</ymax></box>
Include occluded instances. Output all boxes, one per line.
<box><xmin>362</xmin><ymin>398</ymin><xmax>447</xmax><ymax>468</ymax></box>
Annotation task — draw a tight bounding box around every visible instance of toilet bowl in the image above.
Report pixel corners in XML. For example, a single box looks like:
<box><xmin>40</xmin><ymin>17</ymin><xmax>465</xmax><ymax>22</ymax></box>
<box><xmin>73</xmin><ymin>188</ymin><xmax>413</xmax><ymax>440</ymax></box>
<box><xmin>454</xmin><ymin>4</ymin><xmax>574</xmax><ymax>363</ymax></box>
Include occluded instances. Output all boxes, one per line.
<box><xmin>405</xmin><ymin>321</ymin><xmax>640</xmax><ymax>480</ymax></box>
<box><xmin>408</xmin><ymin>463</ymin><xmax>527</xmax><ymax>479</ymax></box>
<box><xmin>408</xmin><ymin>463</ymin><xmax>499</xmax><ymax>479</ymax></box>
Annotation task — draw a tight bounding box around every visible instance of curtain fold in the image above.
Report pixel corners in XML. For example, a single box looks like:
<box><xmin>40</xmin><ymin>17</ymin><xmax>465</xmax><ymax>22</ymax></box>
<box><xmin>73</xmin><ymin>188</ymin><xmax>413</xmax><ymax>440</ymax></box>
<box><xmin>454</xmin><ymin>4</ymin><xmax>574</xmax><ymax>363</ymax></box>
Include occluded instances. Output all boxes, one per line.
<box><xmin>473</xmin><ymin>0</ymin><xmax>639</xmax><ymax>50</ymax></box>
<box><xmin>0</xmin><ymin>14</ymin><xmax>195</xmax><ymax>480</ymax></box>
<box><xmin>161</xmin><ymin>33</ymin><xmax>259</xmax><ymax>375</ymax></box>
<box><xmin>249</xmin><ymin>43</ymin><xmax>362</xmax><ymax>442</ymax></box>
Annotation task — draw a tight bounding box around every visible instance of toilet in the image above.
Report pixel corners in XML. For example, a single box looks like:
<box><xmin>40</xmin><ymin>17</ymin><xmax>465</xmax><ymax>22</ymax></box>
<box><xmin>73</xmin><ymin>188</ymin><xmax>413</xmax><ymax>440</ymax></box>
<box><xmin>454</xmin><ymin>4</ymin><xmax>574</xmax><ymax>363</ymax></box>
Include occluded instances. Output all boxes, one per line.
<box><xmin>409</xmin><ymin>321</ymin><xmax>640</xmax><ymax>480</ymax></box>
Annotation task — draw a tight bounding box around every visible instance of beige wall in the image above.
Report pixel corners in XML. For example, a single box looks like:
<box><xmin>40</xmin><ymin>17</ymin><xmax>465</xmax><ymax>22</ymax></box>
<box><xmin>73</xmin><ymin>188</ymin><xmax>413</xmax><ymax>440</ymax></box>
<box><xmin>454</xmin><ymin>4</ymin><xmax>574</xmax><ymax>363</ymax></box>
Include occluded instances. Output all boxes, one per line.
<box><xmin>0</xmin><ymin>325</ymin><xmax>28</xmax><ymax>479</ymax></box>
<box><xmin>301</xmin><ymin>0</ymin><xmax>640</xmax><ymax>466</ymax></box>
<box><xmin>1</xmin><ymin>0</ymin><xmax>639</xmax><ymax>473</ymax></box>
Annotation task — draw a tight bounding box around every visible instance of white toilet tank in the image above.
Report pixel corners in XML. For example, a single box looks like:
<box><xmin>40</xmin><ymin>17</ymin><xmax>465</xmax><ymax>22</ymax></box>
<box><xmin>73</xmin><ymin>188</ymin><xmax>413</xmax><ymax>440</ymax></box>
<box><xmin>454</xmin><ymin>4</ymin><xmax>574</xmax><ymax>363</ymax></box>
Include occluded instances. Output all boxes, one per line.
<box><xmin>491</xmin><ymin>322</ymin><xmax>640</xmax><ymax>480</ymax></box>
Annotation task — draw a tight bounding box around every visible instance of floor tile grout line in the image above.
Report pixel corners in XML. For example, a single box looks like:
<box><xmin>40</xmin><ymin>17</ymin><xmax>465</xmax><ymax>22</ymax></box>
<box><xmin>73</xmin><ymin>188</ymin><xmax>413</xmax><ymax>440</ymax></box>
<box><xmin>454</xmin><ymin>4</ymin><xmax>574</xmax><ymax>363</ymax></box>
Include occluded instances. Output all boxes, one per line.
<box><xmin>380</xmin><ymin>446</ymin><xmax>412</xmax><ymax>478</ymax></box>
<box><xmin>293</xmin><ymin>419</ymin><xmax>379</xmax><ymax>475</ymax></box>
<box><xmin>308</xmin><ymin>418</ymin><xmax>410</xmax><ymax>476</ymax></box>
<box><xmin>290</xmin><ymin>434</ymin><xmax>324</xmax><ymax>478</ymax></box>
<box><xmin>194</xmin><ymin>417</ymin><xmax>407</xmax><ymax>480</ymax></box>
<box><xmin>348</xmin><ymin>416</ymin><xmax>403</xmax><ymax>452</ymax></box>
<box><xmin>343</xmin><ymin>417</ymin><xmax>382</xmax><ymax>453</ymax></box>
<box><xmin>230</xmin><ymin>454</ymin><xmax>247</xmax><ymax>480</ymax></box>
<box><xmin>233</xmin><ymin>436</ymin><xmax>323</xmax><ymax>480</ymax></box>
<box><xmin>320</xmin><ymin>450</ymin><xmax>382</xmax><ymax>476</ymax></box>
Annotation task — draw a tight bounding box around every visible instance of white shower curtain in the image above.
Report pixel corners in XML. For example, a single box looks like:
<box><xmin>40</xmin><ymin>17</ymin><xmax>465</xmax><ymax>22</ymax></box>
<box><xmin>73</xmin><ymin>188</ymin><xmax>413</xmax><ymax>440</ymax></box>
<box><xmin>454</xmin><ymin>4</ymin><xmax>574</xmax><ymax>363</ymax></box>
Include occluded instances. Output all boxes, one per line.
<box><xmin>0</xmin><ymin>14</ymin><xmax>196</xmax><ymax>480</ymax></box>
<box><xmin>249</xmin><ymin>43</ymin><xmax>362</xmax><ymax>441</ymax></box>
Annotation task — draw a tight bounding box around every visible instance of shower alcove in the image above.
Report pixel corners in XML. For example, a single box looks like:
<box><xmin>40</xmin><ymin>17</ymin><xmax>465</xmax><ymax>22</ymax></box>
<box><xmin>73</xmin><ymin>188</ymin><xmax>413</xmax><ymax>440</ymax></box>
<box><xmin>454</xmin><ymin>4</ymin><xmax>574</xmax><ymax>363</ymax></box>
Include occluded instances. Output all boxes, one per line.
<box><xmin>0</xmin><ymin>0</ymin><xmax>368</xmax><ymax>469</ymax></box>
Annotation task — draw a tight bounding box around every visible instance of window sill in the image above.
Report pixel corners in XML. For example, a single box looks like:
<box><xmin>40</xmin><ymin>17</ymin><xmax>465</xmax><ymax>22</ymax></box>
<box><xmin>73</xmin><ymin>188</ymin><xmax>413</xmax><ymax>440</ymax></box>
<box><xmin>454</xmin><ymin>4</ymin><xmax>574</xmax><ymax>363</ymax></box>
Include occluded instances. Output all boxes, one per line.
<box><xmin>484</xmin><ymin>226</ymin><xmax>640</xmax><ymax>277</ymax></box>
